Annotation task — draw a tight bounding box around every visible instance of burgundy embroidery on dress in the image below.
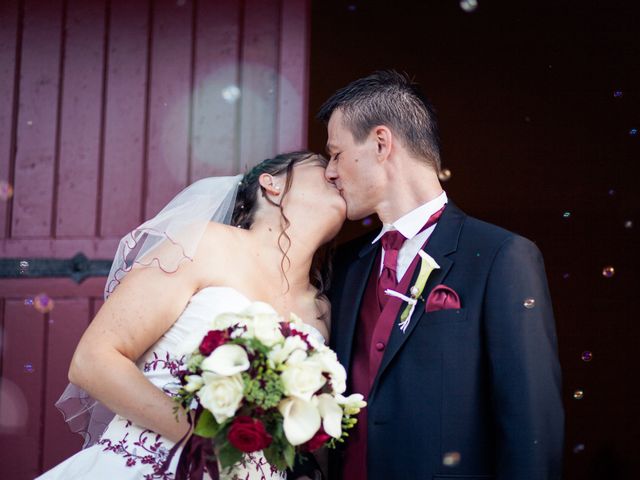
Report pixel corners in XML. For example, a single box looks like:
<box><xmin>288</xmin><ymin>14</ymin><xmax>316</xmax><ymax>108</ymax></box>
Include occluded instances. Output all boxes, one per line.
<box><xmin>99</xmin><ymin>424</ymin><xmax>173</xmax><ymax>480</ymax></box>
<box><xmin>226</xmin><ymin>452</ymin><xmax>279</xmax><ymax>480</ymax></box>
<box><xmin>143</xmin><ymin>351</ymin><xmax>184</xmax><ymax>376</ymax></box>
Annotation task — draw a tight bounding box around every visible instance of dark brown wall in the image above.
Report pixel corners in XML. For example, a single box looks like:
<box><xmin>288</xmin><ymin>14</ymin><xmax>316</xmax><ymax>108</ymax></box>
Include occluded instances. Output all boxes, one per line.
<box><xmin>309</xmin><ymin>1</ymin><xmax>640</xmax><ymax>478</ymax></box>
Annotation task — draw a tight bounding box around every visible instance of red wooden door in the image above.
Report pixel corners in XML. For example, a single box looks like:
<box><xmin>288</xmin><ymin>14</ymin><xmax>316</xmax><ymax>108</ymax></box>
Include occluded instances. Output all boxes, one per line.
<box><xmin>0</xmin><ymin>0</ymin><xmax>310</xmax><ymax>477</ymax></box>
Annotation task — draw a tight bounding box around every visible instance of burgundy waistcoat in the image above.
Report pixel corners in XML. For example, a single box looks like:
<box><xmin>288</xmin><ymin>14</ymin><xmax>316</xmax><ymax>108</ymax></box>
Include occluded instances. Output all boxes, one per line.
<box><xmin>342</xmin><ymin>246</ymin><xmax>427</xmax><ymax>479</ymax></box>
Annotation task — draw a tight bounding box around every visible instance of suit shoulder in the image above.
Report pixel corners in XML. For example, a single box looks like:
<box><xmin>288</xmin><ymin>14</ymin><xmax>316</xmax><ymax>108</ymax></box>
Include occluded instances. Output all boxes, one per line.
<box><xmin>462</xmin><ymin>215</ymin><xmax>539</xmax><ymax>254</ymax></box>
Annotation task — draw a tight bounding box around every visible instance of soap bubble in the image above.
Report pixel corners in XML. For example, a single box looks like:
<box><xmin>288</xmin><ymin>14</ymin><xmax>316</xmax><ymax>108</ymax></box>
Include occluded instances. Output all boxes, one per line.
<box><xmin>221</xmin><ymin>85</ymin><xmax>241</xmax><ymax>103</ymax></box>
<box><xmin>602</xmin><ymin>266</ymin><xmax>615</xmax><ymax>278</ymax></box>
<box><xmin>460</xmin><ymin>0</ymin><xmax>478</xmax><ymax>13</ymax></box>
<box><xmin>438</xmin><ymin>168</ymin><xmax>452</xmax><ymax>181</ymax></box>
<box><xmin>442</xmin><ymin>451</ymin><xmax>461</xmax><ymax>466</ymax></box>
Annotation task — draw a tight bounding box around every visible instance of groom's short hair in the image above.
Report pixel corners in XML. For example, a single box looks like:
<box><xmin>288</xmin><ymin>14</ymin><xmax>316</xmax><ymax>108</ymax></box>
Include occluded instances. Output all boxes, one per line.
<box><xmin>317</xmin><ymin>70</ymin><xmax>441</xmax><ymax>171</ymax></box>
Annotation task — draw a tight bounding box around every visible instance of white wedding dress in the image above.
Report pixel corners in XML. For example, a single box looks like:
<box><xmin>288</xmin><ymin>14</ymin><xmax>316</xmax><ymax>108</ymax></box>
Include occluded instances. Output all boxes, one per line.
<box><xmin>38</xmin><ymin>286</ymin><xmax>325</xmax><ymax>480</ymax></box>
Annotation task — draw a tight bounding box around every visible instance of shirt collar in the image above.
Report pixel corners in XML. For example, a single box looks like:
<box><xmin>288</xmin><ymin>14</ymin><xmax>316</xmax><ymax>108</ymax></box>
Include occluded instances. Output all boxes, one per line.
<box><xmin>371</xmin><ymin>191</ymin><xmax>448</xmax><ymax>244</ymax></box>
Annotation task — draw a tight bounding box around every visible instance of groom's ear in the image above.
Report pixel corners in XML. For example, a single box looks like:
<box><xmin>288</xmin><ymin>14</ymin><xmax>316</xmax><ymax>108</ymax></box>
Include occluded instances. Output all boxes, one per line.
<box><xmin>373</xmin><ymin>125</ymin><xmax>393</xmax><ymax>162</ymax></box>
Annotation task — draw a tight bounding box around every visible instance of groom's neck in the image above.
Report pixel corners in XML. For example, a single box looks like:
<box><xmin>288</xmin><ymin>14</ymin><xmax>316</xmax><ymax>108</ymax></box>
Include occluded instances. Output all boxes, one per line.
<box><xmin>376</xmin><ymin>166</ymin><xmax>443</xmax><ymax>225</ymax></box>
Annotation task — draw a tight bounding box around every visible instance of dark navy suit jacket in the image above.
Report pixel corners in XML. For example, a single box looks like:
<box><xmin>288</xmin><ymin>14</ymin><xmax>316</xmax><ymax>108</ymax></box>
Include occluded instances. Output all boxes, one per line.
<box><xmin>328</xmin><ymin>202</ymin><xmax>564</xmax><ymax>480</ymax></box>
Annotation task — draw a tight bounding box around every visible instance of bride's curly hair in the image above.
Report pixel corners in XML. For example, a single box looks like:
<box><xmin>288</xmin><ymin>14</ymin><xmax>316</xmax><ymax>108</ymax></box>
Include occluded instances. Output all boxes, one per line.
<box><xmin>231</xmin><ymin>151</ymin><xmax>335</xmax><ymax>315</ymax></box>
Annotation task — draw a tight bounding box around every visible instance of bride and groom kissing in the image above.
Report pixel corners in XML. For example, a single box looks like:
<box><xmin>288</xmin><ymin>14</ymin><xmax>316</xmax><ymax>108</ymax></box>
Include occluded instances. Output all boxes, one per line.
<box><xmin>39</xmin><ymin>71</ymin><xmax>564</xmax><ymax>480</ymax></box>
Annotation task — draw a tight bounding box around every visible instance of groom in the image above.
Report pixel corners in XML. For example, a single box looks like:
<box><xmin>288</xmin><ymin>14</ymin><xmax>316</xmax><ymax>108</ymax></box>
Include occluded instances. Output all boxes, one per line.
<box><xmin>320</xmin><ymin>71</ymin><xmax>564</xmax><ymax>480</ymax></box>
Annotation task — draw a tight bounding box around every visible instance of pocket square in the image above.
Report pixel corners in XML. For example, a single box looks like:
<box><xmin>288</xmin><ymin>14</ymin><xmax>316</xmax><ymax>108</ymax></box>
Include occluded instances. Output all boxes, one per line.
<box><xmin>425</xmin><ymin>284</ymin><xmax>461</xmax><ymax>312</ymax></box>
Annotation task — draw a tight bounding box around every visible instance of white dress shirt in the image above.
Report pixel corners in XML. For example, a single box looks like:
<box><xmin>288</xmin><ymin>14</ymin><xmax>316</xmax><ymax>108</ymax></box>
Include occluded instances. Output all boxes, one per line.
<box><xmin>372</xmin><ymin>191</ymin><xmax>448</xmax><ymax>281</ymax></box>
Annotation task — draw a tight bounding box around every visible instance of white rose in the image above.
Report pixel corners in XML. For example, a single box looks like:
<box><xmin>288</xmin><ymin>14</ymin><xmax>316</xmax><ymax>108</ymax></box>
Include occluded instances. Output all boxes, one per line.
<box><xmin>184</xmin><ymin>375</ymin><xmax>204</xmax><ymax>393</ymax></box>
<box><xmin>336</xmin><ymin>393</ymin><xmax>367</xmax><ymax>416</ymax></box>
<box><xmin>313</xmin><ymin>350</ymin><xmax>346</xmax><ymax>394</ymax></box>
<box><xmin>268</xmin><ymin>335</ymin><xmax>308</xmax><ymax>366</ymax></box>
<box><xmin>278</xmin><ymin>397</ymin><xmax>321</xmax><ymax>446</ymax></box>
<box><xmin>280</xmin><ymin>359</ymin><xmax>326</xmax><ymax>401</ymax></box>
<box><xmin>290</xmin><ymin>323</ymin><xmax>325</xmax><ymax>351</ymax></box>
<box><xmin>201</xmin><ymin>344</ymin><xmax>250</xmax><ymax>376</ymax></box>
<box><xmin>253</xmin><ymin>315</ymin><xmax>284</xmax><ymax>347</ymax></box>
<box><xmin>315</xmin><ymin>393</ymin><xmax>344</xmax><ymax>439</ymax></box>
<box><xmin>287</xmin><ymin>349</ymin><xmax>309</xmax><ymax>366</ymax></box>
<box><xmin>197</xmin><ymin>372</ymin><xmax>244</xmax><ymax>423</ymax></box>
<box><xmin>312</xmin><ymin>349</ymin><xmax>339</xmax><ymax>371</ymax></box>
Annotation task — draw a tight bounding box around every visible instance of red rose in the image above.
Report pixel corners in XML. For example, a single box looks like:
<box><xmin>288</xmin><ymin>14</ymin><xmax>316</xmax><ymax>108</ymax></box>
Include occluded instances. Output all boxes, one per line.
<box><xmin>301</xmin><ymin>428</ymin><xmax>331</xmax><ymax>452</ymax></box>
<box><xmin>199</xmin><ymin>330</ymin><xmax>227</xmax><ymax>356</ymax></box>
<box><xmin>227</xmin><ymin>416</ymin><xmax>273</xmax><ymax>453</ymax></box>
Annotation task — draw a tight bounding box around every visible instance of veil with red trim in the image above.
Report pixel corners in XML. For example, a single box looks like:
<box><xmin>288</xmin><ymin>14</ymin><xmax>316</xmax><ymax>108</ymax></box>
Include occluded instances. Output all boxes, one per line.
<box><xmin>55</xmin><ymin>175</ymin><xmax>242</xmax><ymax>447</ymax></box>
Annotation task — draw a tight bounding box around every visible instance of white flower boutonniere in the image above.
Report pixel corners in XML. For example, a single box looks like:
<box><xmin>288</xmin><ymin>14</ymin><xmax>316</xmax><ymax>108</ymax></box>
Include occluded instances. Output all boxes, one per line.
<box><xmin>384</xmin><ymin>251</ymin><xmax>440</xmax><ymax>333</ymax></box>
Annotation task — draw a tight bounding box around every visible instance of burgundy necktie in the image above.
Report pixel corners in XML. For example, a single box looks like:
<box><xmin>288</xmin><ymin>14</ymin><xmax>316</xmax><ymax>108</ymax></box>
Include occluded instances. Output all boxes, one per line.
<box><xmin>377</xmin><ymin>205</ymin><xmax>446</xmax><ymax>309</ymax></box>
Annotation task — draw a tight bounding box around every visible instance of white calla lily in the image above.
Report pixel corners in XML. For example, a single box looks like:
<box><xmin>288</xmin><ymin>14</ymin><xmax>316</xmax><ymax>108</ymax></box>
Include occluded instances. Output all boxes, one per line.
<box><xmin>315</xmin><ymin>393</ymin><xmax>343</xmax><ymax>439</ymax></box>
<box><xmin>201</xmin><ymin>344</ymin><xmax>250</xmax><ymax>376</ymax></box>
<box><xmin>278</xmin><ymin>397</ymin><xmax>321</xmax><ymax>446</ymax></box>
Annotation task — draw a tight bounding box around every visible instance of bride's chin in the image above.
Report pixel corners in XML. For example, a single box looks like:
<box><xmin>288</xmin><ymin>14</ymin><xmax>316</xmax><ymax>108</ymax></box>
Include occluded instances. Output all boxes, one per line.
<box><xmin>328</xmin><ymin>213</ymin><xmax>346</xmax><ymax>239</ymax></box>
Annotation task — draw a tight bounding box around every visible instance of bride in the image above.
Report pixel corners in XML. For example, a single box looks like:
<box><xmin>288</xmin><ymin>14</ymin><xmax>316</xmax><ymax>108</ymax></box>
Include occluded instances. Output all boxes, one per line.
<box><xmin>38</xmin><ymin>151</ymin><xmax>346</xmax><ymax>479</ymax></box>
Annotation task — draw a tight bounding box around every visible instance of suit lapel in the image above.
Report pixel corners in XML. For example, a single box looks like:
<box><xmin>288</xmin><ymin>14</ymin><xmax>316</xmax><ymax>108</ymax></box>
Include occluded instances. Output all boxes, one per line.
<box><xmin>334</xmin><ymin>241</ymin><xmax>379</xmax><ymax>373</ymax></box>
<box><xmin>369</xmin><ymin>203</ymin><xmax>466</xmax><ymax>400</ymax></box>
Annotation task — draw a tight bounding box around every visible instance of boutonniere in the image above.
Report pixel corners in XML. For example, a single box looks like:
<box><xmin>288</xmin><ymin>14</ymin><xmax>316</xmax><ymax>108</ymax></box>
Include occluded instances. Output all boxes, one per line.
<box><xmin>384</xmin><ymin>250</ymin><xmax>440</xmax><ymax>333</ymax></box>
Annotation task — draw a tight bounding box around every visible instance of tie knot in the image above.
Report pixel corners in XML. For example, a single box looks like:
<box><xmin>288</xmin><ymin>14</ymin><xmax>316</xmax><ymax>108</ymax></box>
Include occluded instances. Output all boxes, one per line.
<box><xmin>381</xmin><ymin>230</ymin><xmax>406</xmax><ymax>252</ymax></box>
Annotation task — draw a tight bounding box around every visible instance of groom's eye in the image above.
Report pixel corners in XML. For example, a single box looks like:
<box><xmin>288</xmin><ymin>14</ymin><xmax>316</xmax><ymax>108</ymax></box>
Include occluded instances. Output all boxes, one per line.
<box><xmin>333</xmin><ymin>153</ymin><xmax>341</xmax><ymax>162</ymax></box>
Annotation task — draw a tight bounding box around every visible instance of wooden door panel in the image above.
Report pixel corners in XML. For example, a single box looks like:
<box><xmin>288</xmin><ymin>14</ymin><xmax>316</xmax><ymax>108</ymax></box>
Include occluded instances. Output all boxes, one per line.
<box><xmin>145</xmin><ymin>0</ymin><xmax>193</xmax><ymax>218</ymax></box>
<box><xmin>191</xmin><ymin>0</ymin><xmax>241</xmax><ymax>180</ymax></box>
<box><xmin>55</xmin><ymin>0</ymin><xmax>106</xmax><ymax>237</ymax></box>
<box><xmin>41</xmin><ymin>298</ymin><xmax>89</xmax><ymax>470</ymax></box>
<box><xmin>11</xmin><ymin>0</ymin><xmax>63</xmax><ymax>238</ymax></box>
<box><xmin>0</xmin><ymin>298</ymin><xmax>47</xmax><ymax>478</ymax></box>
<box><xmin>0</xmin><ymin>0</ymin><xmax>19</xmax><ymax>239</ymax></box>
<box><xmin>239</xmin><ymin>0</ymin><xmax>280</xmax><ymax>169</ymax></box>
<box><xmin>0</xmin><ymin>1</ymin><xmax>310</xmax><ymax>477</ymax></box>
<box><xmin>99</xmin><ymin>0</ymin><xmax>150</xmax><ymax>237</ymax></box>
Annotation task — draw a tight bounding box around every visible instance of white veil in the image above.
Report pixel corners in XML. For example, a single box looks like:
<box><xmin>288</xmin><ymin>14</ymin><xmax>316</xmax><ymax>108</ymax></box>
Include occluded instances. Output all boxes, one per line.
<box><xmin>55</xmin><ymin>175</ymin><xmax>243</xmax><ymax>447</ymax></box>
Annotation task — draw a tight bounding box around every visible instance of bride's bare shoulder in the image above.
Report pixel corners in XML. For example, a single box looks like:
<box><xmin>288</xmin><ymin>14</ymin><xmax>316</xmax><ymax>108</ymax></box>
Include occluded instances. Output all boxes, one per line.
<box><xmin>204</xmin><ymin>221</ymin><xmax>242</xmax><ymax>238</ymax></box>
<box><xmin>192</xmin><ymin>222</ymin><xmax>247</xmax><ymax>269</ymax></box>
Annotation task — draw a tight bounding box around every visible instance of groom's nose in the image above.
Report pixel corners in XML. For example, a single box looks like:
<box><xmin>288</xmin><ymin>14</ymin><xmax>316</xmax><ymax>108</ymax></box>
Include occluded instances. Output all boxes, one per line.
<box><xmin>325</xmin><ymin>159</ymin><xmax>339</xmax><ymax>182</ymax></box>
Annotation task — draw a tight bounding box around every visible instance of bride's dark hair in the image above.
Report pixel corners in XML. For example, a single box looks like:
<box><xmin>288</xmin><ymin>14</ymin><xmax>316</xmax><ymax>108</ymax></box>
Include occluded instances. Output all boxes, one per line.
<box><xmin>231</xmin><ymin>151</ymin><xmax>335</xmax><ymax>315</ymax></box>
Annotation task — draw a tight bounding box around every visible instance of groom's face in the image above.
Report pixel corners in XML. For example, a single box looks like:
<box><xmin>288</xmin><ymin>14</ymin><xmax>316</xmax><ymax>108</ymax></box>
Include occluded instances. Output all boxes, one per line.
<box><xmin>325</xmin><ymin>110</ymin><xmax>381</xmax><ymax>220</ymax></box>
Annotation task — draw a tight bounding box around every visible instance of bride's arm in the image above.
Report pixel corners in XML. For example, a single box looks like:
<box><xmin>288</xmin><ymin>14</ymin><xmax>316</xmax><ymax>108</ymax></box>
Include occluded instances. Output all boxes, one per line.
<box><xmin>68</xmin><ymin>242</ymin><xmax>219</xmax><ymax>443</ymax></box>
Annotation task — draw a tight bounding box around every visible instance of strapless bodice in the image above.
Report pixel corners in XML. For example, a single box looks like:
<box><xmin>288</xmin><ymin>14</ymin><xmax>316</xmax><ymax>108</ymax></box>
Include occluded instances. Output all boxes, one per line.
<box><xmin>138</xmin><ymin>286</ymin><xmax>326</xmax><ymax>392</ymax></box>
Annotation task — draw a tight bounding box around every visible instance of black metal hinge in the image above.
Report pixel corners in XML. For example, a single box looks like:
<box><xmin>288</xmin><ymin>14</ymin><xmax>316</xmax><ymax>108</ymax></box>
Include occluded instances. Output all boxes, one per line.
<box><xmin>0</xmin><ymin>253</ymin><xmax>112</xmax><ymax>283</ymax></box>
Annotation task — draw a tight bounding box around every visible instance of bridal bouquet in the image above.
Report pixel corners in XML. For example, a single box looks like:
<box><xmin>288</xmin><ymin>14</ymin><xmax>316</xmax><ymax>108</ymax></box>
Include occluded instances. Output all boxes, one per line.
<box><xmin>168</xmin><ymin>302</ymin><xmax>366</xmax><ymax>477</ymax></box>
